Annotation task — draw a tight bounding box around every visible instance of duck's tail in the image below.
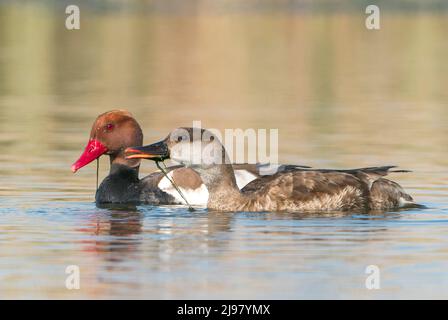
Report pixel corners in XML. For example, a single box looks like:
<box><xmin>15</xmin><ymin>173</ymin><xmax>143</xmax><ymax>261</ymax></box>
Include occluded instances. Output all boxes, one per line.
<box><xmin>340</xmin><ymin>166</ymin><xmax>423</xmax><ymax>210</ymax></box>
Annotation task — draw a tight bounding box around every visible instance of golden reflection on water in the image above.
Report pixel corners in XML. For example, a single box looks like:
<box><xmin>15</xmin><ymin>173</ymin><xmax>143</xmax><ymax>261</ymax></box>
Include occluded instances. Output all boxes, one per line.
<box><xmin>1</xmin><ymin>6</ymin><xmax>448</xmax><ymax>176</ymax></box>
<box><xmin>1</xmin><ymin>2</ymin><xmax>448</xmax><ymax>299</ymax></box>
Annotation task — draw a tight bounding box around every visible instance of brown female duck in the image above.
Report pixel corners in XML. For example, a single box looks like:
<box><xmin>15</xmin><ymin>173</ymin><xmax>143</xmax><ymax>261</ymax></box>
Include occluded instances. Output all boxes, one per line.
<box><xmin>125</xmin><ymin>127</ymin><xmax>418</xmax><ymax>212</ymax></box>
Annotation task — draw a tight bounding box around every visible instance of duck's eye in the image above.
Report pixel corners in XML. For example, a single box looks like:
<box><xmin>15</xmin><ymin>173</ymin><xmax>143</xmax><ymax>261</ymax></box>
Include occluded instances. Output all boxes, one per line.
<box><xmin>209</xmin><ymin>136</ymin><xmax>215</xmax><ymax>142</ymax></box>
<box><xmin>177</xmin><ymin>136</ymin><xmax>183</xmax><ymax>142</ymax></box>
<box><xmin>105</xmin><ymin>123</ymin><xmax>115</xmax><ymax>131</ymax></box>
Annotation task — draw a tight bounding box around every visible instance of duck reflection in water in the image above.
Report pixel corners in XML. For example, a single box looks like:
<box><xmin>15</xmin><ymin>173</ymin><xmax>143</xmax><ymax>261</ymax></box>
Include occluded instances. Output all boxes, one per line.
<box><xmin>78</xmin><ymin>205</ymin><xmax>236</xmax><ymax>266</ymax></box>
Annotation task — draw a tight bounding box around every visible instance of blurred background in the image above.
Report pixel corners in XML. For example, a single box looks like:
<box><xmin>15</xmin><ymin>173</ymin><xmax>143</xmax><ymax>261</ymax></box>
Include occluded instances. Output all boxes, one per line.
<box><xmin>1</xmin><ymin>0</ymin><xmax>448</xmax><ymax>181</ymax></box>
<box><xmin>0</xmin><ymin>0</ymin><xmax>448</xmax><ymax>299</ymax></box>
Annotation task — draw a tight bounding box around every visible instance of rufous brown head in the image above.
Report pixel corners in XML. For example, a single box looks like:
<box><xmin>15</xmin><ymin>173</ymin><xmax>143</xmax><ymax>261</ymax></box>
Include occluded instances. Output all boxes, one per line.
<box><xmin>71</xmin><ymin>110</ymin><xmax>143</xmax><ymax>173</ymax></box>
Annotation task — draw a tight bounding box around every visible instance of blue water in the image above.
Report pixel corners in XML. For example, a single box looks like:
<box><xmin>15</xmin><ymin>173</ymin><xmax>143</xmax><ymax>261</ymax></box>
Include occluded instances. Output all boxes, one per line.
<box><xmin>1</xmin><ymin>193</ymin><xmax>447</xmax><ymax>299</ymax></box>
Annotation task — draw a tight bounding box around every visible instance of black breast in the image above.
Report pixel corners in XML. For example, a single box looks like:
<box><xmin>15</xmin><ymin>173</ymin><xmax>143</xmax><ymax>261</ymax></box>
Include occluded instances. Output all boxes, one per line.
<box><xmin>95</xmin><ymin>164</ymin><xmax>179</xmax><ymax>205</ymax></box>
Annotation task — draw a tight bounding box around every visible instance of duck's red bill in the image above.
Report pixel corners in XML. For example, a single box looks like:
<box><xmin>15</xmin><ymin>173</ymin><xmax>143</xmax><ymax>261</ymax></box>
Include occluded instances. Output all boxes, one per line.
<box><xmin>71</xmin><ymin>139</ymin><xmax>108</xmax><ymax>173</ymax></box>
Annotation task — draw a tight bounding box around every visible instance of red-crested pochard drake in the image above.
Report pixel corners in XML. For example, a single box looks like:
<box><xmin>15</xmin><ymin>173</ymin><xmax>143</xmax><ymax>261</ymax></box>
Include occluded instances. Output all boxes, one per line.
<box><xmin>125</xmin><ymin>128</ymin><xmax>418</xmax><ymax>212</ymax></box>
<box><xmin>71</xmin><ymin>110</ymin><xmax>303</xmax><ymax>205</ymax></box>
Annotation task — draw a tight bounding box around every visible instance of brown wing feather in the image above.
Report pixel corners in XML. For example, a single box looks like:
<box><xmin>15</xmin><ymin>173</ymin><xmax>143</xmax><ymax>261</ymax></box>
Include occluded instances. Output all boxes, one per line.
<box><xmin>141</xmin><ymin>165</ymin><xmax>203</xmax><ymax>190</ymax></box>
<box><xmin>242</xmin><ymin>166</ymin><xmax>415</xmax><ymax>211</ymax></box>
<box><xmin>242</xmin><ymin>171</ymin><xmax>369</xmax><ymax>211</ymax></box>
<box><xmin>231</xmin><ymin>163</ymin><xmax>312</xmax><ymax>177</ymax></box>
<box><xmin>140</xmin><ymin>165</ymin><xmax>184</xmax><ymax>189</ymax></box>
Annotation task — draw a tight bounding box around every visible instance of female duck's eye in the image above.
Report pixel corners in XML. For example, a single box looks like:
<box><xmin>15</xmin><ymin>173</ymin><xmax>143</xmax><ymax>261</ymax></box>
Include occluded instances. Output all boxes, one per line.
<box><xmin>209</xmin><ymin>136</ymin><xmax>215</xmax><ymax>142</ymax></box>
<box><xmin>177</xmin><ymin>136</ymin><xmax>183</xmax><ymax>142</ymax></box>
<box><xmin>105</xmin><ymin>123</ymin><xmax>115</xmax><ymax>131</ymax></box>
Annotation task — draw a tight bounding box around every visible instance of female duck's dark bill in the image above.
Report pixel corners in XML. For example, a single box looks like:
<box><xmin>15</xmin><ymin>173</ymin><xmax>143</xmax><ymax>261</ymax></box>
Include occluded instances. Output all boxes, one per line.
<box><xmin>125</xmin><ymin>141</ymin><xmax>169</xmax><ymax>161</ymax></box>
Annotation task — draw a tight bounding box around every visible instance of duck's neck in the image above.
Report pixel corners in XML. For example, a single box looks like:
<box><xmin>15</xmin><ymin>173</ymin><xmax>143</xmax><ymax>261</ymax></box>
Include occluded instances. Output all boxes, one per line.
<box><xmin>108</xmin><ymin>163</ymin><xmax>140</xmax><ymax>180</ymax></box>
<box><xmin>95</xmin><ymin>155</ymin><xmax>142</xmax><ymax>204</ymax></box>
<box><xmin>193</xmin><ymin>164</ymin><xmax>247</xmax><ymax>210</ymax></box>
<box><xmin>109</xmin><ymin>153</ymin><xmax>140</xmax><ymax>177</ymax></box>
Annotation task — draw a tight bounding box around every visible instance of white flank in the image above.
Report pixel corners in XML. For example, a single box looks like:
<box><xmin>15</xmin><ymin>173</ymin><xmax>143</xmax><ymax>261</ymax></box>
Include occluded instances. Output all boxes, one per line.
<box><xmin>234</xmin><ymin>169</ymin><xmax>258</xmax><ymax>189</ymax></box>
<box><xmin>157</xmin><ymin>169</ymin><xmax>258</xmax><ymax>206</ymax></box>
<box><xmin>399</xmin><ymin>197</ymin><xmax>415</xmax><ymax>208</ymax></box>
<box><xmin>157</xmin><ymin>171</ymin><xmax>209</xmax><ymax>206</ymax></box>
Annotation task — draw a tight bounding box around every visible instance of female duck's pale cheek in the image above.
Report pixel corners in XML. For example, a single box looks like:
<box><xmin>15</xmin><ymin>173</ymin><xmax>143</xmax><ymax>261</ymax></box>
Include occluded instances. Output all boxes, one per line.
<box><xmin>202</xmin><ymin>143</ymin><xmax>224</xmax><ymax>165</ymax></box>
<box><xmin>169</xmin><ymin>144</ymin><xmax>189</xmax><ymax>165</ymax></box>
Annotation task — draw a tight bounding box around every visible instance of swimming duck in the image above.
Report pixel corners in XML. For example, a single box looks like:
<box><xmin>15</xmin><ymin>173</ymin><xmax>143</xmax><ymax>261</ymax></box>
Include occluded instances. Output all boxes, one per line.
<box><xmin>125</xmin><ymin>127</ymin><xmax>417</xmax><ymax>212</ymax></box>
<box><xmin>71</xmin><ymin>110</ymin><xmax>297</xmax><ymax>205</ymax></box>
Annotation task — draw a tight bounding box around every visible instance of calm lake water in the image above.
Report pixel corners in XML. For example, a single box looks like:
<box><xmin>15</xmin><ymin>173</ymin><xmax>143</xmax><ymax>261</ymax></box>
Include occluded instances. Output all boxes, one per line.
<box><xmin>1</xmin><ymin>1</ymin><xmax>448</xmax><ymax>299</ymax></box>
